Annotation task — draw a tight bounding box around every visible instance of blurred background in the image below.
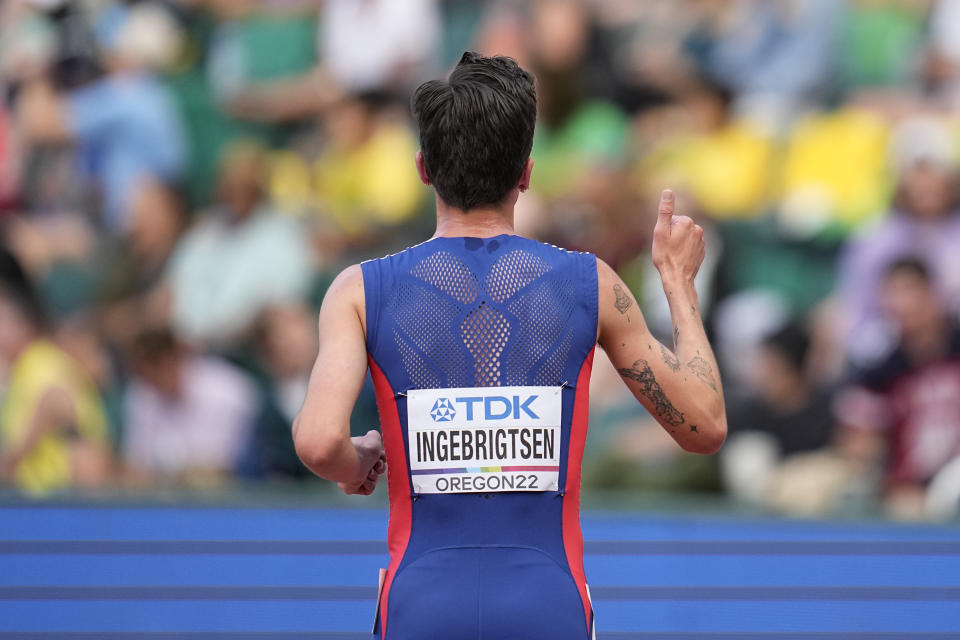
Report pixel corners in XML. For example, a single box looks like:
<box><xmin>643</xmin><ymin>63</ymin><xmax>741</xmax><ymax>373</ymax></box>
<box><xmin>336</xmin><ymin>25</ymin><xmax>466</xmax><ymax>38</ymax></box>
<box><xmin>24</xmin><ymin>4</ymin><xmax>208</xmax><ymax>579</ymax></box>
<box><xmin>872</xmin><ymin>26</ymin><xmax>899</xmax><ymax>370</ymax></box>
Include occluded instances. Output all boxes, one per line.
<box><xmin>2</xmin><ymin>0</ymin><xmax>960</xmax><ymax>523</ymax></box>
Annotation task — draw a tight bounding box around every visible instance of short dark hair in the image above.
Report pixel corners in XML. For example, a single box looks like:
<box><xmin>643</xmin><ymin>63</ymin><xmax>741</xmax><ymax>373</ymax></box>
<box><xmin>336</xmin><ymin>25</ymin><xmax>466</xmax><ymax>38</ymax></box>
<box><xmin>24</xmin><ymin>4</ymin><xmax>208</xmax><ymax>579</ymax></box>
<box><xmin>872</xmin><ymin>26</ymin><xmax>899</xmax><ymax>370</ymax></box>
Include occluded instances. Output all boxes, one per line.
<box><xmin>884</xmin><ymin>256</ymin><xmax>932</xmax><ymax>283</ymax></box>
<box><xmin>129</xmin><ymin>327</ymin><xmax>179</xmax><ymax>364</ymax></box>
<box><xmin>411</xmin><ymin>51</ymin><xmax>537</xmax><ymax>211</ymax></box>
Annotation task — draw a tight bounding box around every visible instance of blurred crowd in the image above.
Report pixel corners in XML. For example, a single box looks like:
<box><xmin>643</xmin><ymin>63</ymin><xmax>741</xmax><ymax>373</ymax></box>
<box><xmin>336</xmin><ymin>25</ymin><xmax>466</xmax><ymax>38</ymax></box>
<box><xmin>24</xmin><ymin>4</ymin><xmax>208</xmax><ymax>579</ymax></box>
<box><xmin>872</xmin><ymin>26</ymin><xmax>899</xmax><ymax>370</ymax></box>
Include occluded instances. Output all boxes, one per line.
<box><xmin>2</xmin><ymin>0</ymin><xmax>960</xmax><ymax>520</ymax></box>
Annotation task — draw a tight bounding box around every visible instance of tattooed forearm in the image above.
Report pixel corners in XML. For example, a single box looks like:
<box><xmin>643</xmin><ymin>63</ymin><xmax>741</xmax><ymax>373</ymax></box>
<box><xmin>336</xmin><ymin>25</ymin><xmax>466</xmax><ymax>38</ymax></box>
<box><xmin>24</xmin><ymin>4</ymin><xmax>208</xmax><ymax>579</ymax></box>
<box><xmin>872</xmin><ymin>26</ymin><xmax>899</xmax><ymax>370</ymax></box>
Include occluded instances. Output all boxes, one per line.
<box><xmin>616</xmin><ymin>359</ymin><xmax>685</xmax><ymax>428</ymax></box>
<box><xmin>687</xmin><ymin>354</ymin><xmax>718</xmax><ymax>392</ymax></box>
<box><xmin>660</xmin><ymin>344</ymin><xmax>680</xmax><ymax>372</ymax></box>
<box><xmin>613</xmin><ymin>284</ymin><xmax>632</xmax><ymax>316</ymax></box>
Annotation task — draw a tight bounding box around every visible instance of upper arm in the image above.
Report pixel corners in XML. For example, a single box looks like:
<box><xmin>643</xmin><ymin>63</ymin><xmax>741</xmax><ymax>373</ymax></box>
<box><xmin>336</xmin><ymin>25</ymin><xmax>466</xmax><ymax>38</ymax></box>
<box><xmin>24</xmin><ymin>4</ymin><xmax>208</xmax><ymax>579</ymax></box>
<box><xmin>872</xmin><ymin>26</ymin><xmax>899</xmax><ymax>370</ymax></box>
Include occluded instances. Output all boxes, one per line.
<box><xmin>597</xmin><ymin>257</ymin><xmax>657</xmax><ymax>369</ymax></box>
<box><xmin>294</xmin><ymin>265</ymin><xmax>369</xmax><ymax>441</ymax></box>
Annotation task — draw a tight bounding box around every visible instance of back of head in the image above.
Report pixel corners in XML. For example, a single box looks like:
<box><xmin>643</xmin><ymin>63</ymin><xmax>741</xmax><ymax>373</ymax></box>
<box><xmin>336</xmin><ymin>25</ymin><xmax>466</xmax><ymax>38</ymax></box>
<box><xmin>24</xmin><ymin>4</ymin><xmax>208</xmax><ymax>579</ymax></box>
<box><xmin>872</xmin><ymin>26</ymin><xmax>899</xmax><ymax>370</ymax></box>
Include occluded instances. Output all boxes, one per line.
<box><xmin>412</xmin><ymin>51</ymin><xmax>537</xmax><ymax>211</ymax></box>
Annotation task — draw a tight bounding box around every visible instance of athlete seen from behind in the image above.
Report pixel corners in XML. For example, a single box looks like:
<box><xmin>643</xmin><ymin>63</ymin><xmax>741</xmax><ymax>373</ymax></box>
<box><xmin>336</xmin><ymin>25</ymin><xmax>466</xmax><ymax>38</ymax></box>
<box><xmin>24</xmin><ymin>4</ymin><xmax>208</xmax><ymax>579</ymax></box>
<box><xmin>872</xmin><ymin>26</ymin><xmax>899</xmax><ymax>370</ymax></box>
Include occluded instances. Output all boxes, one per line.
<box><xmin>293</xmin><ymin>52</ymin><xmax>727</xmax><ymax>640</ymax></box>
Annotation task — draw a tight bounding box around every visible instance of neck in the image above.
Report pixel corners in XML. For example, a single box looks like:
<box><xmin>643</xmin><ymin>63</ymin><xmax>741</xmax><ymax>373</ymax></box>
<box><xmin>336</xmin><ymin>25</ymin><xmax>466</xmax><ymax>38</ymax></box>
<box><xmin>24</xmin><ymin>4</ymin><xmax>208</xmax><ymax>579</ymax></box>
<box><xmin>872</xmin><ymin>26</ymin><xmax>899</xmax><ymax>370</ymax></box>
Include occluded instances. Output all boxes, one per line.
<box><xmin>432</xmin><ymin>195</ymin><xmax>517</xmax><ymax>239</ymax></box>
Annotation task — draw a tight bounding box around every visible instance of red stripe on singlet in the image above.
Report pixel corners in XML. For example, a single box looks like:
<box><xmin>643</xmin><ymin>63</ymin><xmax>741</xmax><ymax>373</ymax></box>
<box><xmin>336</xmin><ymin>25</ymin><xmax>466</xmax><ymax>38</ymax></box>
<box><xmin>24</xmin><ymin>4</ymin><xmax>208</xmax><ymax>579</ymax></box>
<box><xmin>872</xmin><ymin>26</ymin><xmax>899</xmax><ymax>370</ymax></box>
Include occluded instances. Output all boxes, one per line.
<box><xmin>368</xmin><ymin>357</ymin><xmax>412</xmax><ymax>639</ymax></box>
<box><xmin>562</xmin><ymin>346</ymin><xmax>596</xmax><ymax>633</ymax></box>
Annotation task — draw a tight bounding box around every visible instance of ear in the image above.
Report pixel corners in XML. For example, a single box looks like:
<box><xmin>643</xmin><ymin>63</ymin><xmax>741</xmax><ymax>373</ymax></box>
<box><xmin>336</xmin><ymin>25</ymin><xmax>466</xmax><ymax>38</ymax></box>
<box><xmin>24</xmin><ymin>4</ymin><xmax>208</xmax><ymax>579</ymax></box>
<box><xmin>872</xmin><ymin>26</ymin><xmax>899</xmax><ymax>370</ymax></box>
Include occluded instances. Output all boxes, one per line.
<box><xmin>415</xmin><ymin>150</ymin><xmax>431</xmax><ymax>186</ymax></box>
<box><xmin>518</xmin><ymin>158</ymin><xmax>534</xmax><ymax>193</ymax></box>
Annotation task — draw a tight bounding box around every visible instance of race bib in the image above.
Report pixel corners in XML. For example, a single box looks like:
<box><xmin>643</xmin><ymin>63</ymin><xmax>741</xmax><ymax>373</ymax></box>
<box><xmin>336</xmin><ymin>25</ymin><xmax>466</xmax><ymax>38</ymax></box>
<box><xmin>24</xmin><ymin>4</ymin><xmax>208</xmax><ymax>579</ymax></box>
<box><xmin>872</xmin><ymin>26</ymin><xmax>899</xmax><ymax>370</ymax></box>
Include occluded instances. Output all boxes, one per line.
<box><xmin>406</xmin><ymin>386</ymin><xmax>563</xmax><ymax>494</ymax></box>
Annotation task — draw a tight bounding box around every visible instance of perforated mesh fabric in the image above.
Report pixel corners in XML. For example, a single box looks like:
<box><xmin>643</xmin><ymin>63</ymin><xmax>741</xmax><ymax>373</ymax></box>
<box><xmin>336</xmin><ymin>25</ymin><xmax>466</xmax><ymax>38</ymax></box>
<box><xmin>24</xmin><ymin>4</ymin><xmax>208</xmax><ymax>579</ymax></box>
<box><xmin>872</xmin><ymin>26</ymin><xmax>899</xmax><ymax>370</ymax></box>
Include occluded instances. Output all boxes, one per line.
<box><xmin>379</xmin><ymin>242</ymin><xmax>587</xmax><ymax>390</ymax></box>
<box><xmin>394</xmin><ymin>330</ymin><xmax>441</xmax><ymax>389</ymax></box>
<box><xmin>534</xmin><ymin>329</ymin><xmax>574</xmax><ymax>386</ymax></box>
<box><xmin>410</xmin><ymin>251</ymin><xmax>479</xmax><ymax>304</ymax></box>
<box><xmin>486</xmin><ymin>250</ymin><xmax>552</xmax><ymax>303</ymax></box>
<box><xmin>391</xmin><ymin>282</ymin><xmax>469</xmax><ymax>388</ymax></box>
<box><xmin>461</xmin><ymin>301</ymin><xmax>511</xmax><ymax>387</ymax></box>
<box><xmin>503</xmin><ymin>279</ymin><xmax>576</xmax><ymax>385</ymax></box>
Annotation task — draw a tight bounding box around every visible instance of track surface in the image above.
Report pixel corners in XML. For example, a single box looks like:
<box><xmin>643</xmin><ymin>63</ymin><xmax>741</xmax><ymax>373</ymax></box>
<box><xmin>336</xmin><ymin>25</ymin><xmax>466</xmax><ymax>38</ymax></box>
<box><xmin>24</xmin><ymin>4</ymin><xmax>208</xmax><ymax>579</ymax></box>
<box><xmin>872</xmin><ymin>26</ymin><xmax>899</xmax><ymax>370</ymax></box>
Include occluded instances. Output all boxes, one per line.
<box><xmin>1</xmin><ymin>506</ymin><xmax>959</xmax><ymax>638</ymax></box>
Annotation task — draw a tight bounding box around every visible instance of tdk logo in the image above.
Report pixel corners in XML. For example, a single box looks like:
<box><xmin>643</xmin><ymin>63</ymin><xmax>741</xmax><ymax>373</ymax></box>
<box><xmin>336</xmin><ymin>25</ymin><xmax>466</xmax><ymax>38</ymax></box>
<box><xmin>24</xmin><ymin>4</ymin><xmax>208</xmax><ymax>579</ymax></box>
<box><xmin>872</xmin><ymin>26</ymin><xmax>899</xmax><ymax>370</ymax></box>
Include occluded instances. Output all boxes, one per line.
<box><xmin>431</xmin><ymin>395</ymin><xmax>540</xmax><ymax>422</ymax></box>
<box><xmin>430</xmin><ymin>398</ymin><xmax>457</xmax><ymax>422</ymax></box>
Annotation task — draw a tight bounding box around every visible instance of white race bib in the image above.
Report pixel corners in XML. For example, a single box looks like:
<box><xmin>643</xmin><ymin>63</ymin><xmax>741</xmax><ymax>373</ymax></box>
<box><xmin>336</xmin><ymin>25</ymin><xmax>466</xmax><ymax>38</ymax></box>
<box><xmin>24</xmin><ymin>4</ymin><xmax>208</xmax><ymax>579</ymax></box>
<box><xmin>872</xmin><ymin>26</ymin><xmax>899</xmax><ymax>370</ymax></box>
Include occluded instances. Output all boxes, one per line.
<box><xmin>406</xmin><ymin>386</ymin><xmax>563</xmax><ymax>494</ymax></box>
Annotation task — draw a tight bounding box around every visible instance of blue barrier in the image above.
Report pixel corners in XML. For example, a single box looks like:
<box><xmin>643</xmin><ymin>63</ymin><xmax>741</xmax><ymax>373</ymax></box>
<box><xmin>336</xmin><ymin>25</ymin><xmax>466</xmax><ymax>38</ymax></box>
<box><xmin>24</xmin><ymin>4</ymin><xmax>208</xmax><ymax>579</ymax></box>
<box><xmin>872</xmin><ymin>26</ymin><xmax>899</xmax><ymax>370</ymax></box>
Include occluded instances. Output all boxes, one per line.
<box><xmin>0</xmin><ymin>506</ymin><xmax>958</xmax><ymax>637</ymax></box>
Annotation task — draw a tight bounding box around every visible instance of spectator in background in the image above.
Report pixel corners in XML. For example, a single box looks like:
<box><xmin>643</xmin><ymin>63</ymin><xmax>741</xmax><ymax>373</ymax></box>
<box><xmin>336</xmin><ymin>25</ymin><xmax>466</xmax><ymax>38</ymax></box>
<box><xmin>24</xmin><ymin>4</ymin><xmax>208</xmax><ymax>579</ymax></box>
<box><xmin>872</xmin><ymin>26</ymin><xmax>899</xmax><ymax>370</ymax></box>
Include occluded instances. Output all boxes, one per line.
<box><xmin>836</xmin><ymin>257</ymin><xmax>960</xmax><ymax>519</ymax></box>
<box><xmin>528</xmin><ymin>0</ymin><xmax>630</xmax><ymax>207</ymax></box>
<box><xmin>838</xmin><ymin>117</ymin><xmax>960</xmax><ymax>364</ymax></box>
<box><xmin>839</xmin><ymin>0</ymin><xmax>928</xmax><ymax>90</ymax></box>
<box><xmin>14</xmin><ymin>2</ymin><xmax>186</xmax><ymax>253</ymax></box>
<box><xmin>722</xmin><ymin>321</ymin><xmax>847</xmax><ymax>515</ymax></box>
<box><xmin>320</xmin><ymin>0</ymin><xmax>440</xmax><ymax>93</ymax></box>
<box><xmin>122</xmin><ymin>327</ymin><xmax>257</xmax><ymax>487</ymax></box>
<box><xmin>167</xmin><ymin>141</ymin><xmax>314</xmax><ymax>348</ymax></box>
<box><xmin>0</xmin><ymin>278</ymin><xmax>112</xmax><ymax>494</ymax></box>
<box><xmin>637</xmin><ymin>80</ymin><xmax>773</xmax><ymax>221</ymax></box>
<box><xmin>205</xmin><ymin>0</ymin><xmax>332</xmax><ymax>126</ymax></box>
<box><xmin>521</xmin><ymin>0</ymin><xmax>638</xmax><ymax>260</ymax></box>
<box><xmin>313</xmin><ymin>92</ymin><xmax>425</xmax><ymax>244</ymax></box>
<box><xmin>242</xmin><ymin>304</ymin><xmax>317</xmax><ymax>478</ymax></box>
<box><xmin>269</xmin><ymin>91</ymin><xmax>426</xmax><ymax>254</ymax></box>
<box><xmin>731</xmin><ymin>322</ymin><xmax>835</xmax><ymax>456</ymax></box>
<box><xmin>241</xmin><ymin>302</ymin><xmax>382</xmax><ymax>479</ymax></box>
<box><xmin>705</xmin><ymin>0</ymin><xmax>841</xmax><ymax>113</ymax></box>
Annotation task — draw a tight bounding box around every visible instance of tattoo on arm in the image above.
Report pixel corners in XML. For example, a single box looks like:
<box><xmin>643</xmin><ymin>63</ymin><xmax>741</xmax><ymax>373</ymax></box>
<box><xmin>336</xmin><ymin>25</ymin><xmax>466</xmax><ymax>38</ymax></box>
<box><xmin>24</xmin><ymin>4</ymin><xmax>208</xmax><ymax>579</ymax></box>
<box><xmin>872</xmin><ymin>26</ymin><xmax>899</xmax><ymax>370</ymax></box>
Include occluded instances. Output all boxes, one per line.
<box><xmin>687</xmin><ymin>354</ymin><xmax>718</xmax><ymax>392</ymax></box>
<box><xmin>617</xmin><ymin>359</ymin><xmax>685</xmax><ymax>428</ymax></box>
<box><xmin>613</xmin><ymin>284</ymin><xmax>632</xmax><ymax>318</ymax></box>
<box><xmin>660</xmin><ymin>344</ymin><xmax>680</xmax><ymax>371</ymax></box>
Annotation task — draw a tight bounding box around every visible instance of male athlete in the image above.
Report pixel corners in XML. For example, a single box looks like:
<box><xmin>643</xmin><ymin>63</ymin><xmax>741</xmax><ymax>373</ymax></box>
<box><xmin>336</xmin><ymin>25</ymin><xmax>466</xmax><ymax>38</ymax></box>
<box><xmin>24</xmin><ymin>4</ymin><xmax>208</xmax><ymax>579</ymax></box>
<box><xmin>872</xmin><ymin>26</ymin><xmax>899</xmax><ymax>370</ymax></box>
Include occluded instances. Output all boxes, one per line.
<box><xmin>293</xmin><ymin>52</ymin><xmax>726</xmax><ymax>640</ymax></box>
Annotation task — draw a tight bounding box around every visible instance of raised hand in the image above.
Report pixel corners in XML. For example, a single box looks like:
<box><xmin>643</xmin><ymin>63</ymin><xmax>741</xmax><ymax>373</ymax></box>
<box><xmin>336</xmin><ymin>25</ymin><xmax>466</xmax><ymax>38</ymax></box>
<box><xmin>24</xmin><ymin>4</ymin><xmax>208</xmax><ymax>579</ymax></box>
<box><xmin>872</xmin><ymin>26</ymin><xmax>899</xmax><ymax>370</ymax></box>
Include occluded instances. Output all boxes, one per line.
<box><xmin>651</xmin><ymin>189</ymin><xmax>706</xmax><ymax>284</ymax></box>
<box><xmin>337</xmin><ymin>429</ymin><xmax>387</xmax><ymax>495</ymax></box>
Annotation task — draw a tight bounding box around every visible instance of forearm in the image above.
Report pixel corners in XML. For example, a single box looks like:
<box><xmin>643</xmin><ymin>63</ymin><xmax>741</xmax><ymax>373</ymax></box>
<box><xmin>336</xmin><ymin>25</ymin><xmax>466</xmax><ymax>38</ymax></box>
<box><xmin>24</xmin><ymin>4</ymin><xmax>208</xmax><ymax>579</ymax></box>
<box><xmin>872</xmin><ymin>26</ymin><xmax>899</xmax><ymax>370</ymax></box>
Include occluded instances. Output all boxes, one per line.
<box><xmin>662</xmin><ymin>275</ymin><xmax>724</xmax><ymax>405</ymax></box>
<box><xmin>656</xmin><ymin>274</ymin><xmax>726</xmax><ymax>451</ymax></box>
<box><xmin>292</xmin><ymin>417</ymin><xmax>361</xmax><ymax>482</ymax></box>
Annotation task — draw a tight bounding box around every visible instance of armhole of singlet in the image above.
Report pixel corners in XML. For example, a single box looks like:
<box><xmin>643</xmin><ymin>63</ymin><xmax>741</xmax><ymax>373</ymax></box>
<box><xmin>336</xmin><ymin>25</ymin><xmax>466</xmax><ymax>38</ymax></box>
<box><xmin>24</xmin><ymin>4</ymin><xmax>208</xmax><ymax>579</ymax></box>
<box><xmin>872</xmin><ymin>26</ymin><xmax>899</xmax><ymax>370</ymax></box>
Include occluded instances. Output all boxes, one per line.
<box><xmin>580</xmin><ymin>252</ymin><xmax>600</xmax><ymax>344</ymax></box>
<box><xmin>361</xmin><ymin>259</ymin><xmax>382</xmax><ymax>358</ymax></box>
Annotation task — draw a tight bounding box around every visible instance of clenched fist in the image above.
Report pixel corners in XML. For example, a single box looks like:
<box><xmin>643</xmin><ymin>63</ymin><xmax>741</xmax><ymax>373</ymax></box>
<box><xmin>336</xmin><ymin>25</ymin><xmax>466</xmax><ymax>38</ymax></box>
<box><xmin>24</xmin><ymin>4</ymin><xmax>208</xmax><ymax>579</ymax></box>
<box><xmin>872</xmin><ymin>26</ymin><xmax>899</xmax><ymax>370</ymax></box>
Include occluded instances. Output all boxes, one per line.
<box><xmin>338</xmin><ymin>429</ymin><xmax>387</xmax><ymax>495</ymax></box>
<box><xmin>651</xmin><ymin>189</ymin><xmax>705</xmax><ymax>284</ymax></box>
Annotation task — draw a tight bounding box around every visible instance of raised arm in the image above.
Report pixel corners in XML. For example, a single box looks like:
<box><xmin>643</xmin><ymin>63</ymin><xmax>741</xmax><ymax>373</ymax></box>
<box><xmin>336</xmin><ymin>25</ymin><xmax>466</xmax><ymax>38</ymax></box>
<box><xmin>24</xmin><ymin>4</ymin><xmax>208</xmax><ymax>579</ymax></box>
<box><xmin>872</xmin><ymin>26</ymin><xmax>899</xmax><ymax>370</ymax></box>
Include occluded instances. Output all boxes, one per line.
<box><xmin>292</xmin><ymin>265</ymin><xmax>385</xmax><ymax>494</ymax></box>
<box><xmin>597</xmin><ymin>190</ymin><xmax>726</xmax><ymax>454</ymax></box>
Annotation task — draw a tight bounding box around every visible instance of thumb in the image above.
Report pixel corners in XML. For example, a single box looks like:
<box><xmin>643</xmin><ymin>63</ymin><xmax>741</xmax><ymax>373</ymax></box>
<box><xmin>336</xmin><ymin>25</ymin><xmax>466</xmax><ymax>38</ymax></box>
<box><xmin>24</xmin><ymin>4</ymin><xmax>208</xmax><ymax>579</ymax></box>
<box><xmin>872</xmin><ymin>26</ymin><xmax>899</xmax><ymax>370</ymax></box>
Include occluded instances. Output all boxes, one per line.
<box><xmin>656</xmin><ymin>189</ymin><xmax>675</xmax><ymax>231</ymax></box>
<box><xmin>365</xmin><ymin>429</ymin><xmax>383</xmax><ymax>448</ymax></box>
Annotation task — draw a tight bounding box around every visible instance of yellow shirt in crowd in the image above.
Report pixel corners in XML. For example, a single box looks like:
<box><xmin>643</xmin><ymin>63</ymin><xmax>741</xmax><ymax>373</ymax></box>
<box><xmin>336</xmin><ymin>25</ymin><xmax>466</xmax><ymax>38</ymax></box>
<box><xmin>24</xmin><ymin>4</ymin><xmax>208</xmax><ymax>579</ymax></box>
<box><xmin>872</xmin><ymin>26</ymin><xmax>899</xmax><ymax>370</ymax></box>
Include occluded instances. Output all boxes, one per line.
<box><xmin>269</xmin><ymin>124</ymin><xmax>424</xmax><ymax>235</ymax></box>
<box><xmin>0</xmin><ymin>340</ymin><xmax>108</xmax><ymax>494</ymax></box>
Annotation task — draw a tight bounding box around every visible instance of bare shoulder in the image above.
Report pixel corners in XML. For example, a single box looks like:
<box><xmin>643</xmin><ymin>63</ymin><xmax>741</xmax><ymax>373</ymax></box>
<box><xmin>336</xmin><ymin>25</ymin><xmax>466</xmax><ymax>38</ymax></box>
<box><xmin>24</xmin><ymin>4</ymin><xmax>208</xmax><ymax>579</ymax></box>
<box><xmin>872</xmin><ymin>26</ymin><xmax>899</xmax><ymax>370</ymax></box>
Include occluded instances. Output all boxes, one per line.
<box><xmin>595</xmin><ymin>257</ymin><xmax>647</xmax><ymax>343</ymax></box>
<box><xmin>595</xmin><ymin>257</ymin><xmax>620</xmax><ymax>290</ymax></box>
<box><xmin>596</xmin><ymin>257</ymin><xmax>638</xmax><ymax>316</ymax></box>
<box><xmin>319</xmin><ymin>264</ymin><xmax>366</xmax><ymax>331</ymax></box>
<box><xmin>326</xmin><ymin>264</ymin><xmax>365</xmax><ymax>297</ymax></box>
